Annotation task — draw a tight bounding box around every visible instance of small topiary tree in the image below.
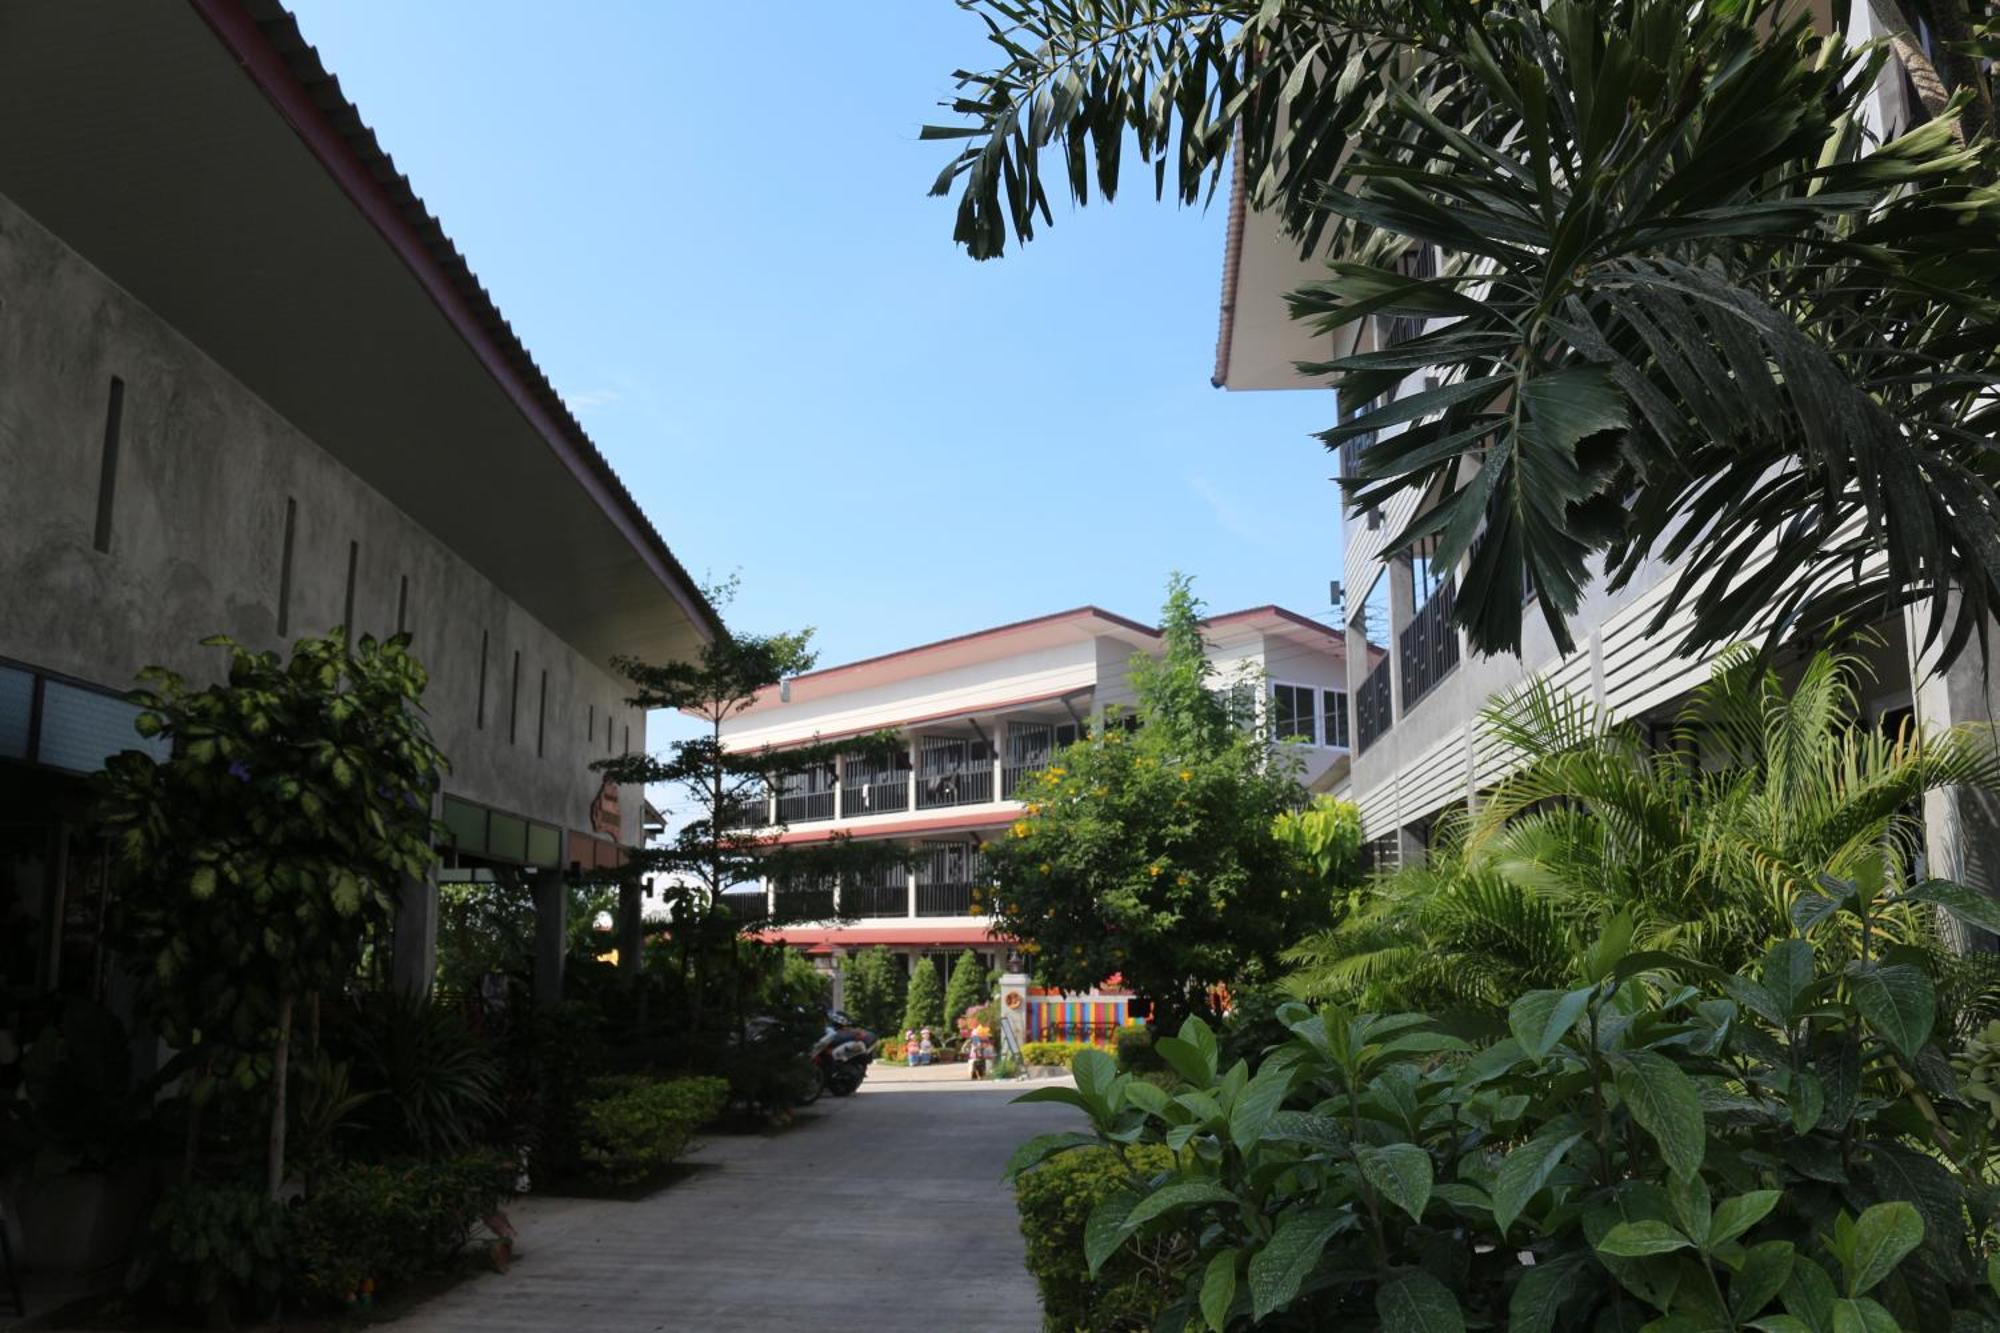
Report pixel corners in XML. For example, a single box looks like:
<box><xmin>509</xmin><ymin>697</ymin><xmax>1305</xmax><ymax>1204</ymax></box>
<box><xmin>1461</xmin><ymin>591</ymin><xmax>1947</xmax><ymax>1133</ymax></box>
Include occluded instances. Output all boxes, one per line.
<box><xmin>98</xmin><ymin>631</ymin><xmax>446</xmax><ymax>1196</ymax></box>
<box><xmin>841</xmin><ymin>945</ymin><xmax>904</xmax><ymax>1036</ymax></box>
<box><xmin>942</xmin><ymin>949</ymin><xmax>990</xmax><ymax>1034</ymax></box>
<box><xmin>901</xmin><ymin>956</ymin><xmax>944</xmax><ymax>1036</ymax></box>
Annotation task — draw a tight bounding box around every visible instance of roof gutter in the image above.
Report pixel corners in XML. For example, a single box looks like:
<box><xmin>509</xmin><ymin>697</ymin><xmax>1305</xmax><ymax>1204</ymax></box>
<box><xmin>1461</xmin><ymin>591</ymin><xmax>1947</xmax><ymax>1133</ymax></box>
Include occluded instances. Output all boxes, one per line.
<box><xmin>187</xmin><ymin>0</ymin><xmax>723</xmax><ymax>646</ymax></box>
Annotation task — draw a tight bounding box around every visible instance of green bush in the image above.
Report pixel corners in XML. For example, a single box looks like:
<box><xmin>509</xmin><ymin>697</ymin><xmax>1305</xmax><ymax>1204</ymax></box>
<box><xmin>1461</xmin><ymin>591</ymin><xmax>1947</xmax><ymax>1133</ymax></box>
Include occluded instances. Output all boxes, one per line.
<box><xmin>287</xmin><ymin>1152</ymin><xmax>514</xmax><ymax>1307</ymax></box>
<box><xmin>1015</xmin><ymin>890</ymin><xmax>2000</xmax><ymax>1329</ymax></box>
<box><xmin>1112</xmin><ymin>1021</ymin><xmax>1158</xmax><ymax>1073</ymax></box>
<box><xmin>576</xmin><ymin>1075</ymin><xmax>728</xmax><ymax>1185</ymax></box>
<box><xmin>128</xmin><ymin>1182</ymin><xmax>288</xmax><ymax>1325</ymax></box>
<box><xmin>1014</xmin><ymin>1145</ymin><xmax>1186</xmax><ymax>1332</ymax></box>
<box><xmin>903</xmin><ymin>956</ymin><xmax>945</xmax><ymax>1034</ymax></box>
<box><xmin>1020</xmin><ymin>1040</ymin><xmax>1095</xmax><ymax>1068</ymax></box>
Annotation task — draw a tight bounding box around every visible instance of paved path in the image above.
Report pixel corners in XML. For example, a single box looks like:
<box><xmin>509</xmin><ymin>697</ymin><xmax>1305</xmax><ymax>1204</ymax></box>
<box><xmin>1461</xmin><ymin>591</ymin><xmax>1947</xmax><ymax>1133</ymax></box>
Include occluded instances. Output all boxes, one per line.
<box><xmin>388</xmin><ymin>1077</ymin><xmax>1079</xmax><ymax>1332</ymax></box>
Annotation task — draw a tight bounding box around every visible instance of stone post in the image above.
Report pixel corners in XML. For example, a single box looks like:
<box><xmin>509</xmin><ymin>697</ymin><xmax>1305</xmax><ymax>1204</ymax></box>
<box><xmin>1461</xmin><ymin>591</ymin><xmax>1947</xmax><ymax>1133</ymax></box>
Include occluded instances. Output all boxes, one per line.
<box><xmin>616</xmin><ymin>876</ymin><xmax>645</xmax><ymax>985</ymax></box>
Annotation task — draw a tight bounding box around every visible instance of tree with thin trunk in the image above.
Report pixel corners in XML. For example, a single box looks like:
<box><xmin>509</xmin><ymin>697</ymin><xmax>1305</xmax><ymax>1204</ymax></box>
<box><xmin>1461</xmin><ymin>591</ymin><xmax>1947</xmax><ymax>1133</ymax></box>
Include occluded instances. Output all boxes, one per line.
<box><xmin>98</xmin><ymin>631</ymin><xmax>444</xmax><ymax>1195</ymax></box>
<box><xmin>924</xmin><ymin>0</ymin><xmax>2000</xmax><ymax>670</ymax></box>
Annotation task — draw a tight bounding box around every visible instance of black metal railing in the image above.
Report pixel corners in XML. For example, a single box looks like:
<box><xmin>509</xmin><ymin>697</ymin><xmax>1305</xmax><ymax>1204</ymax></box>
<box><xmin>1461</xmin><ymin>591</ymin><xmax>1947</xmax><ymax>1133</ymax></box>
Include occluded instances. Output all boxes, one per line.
<box><xmin>718</xmin><ymin>794</ymin><xmax>768</xmax><ymax>829</ymax></box>
<box><xmin>775</xmin><ymin>789</ymin><xmax>834</xmax><ymax>823</ymax></box>
<box><xmin>1398</xmin><ymin>579</ymin><xmax>1460</xmax><ymax>711</ymax></box>
<box><xmin>1356</xmin><ymin>657</ymin><xmax>1393</xmax><ymax>754</ymax></box>
<box><xmin>917</xmin><ymin>881</ymin><xmax>977</xmax><ymax>917</ymax></box>
<box><xmin>1002</xmin><ymin>721</ymin><xmax>1063</xmax><ymax>798</ymax></box>
<box><xmin>717</xmin><ymin>889</ymin><xmax>770</xmax><ymax>923</ymax></box>
<box><xmin>916</xmin><ymin>736</ymin><xmax>995</xmax><ymax>809</ymax></box>
<box><xmin>840</xmin><ymin>750</ymin><xmax>911</xmax><ymax>817</ymax></box>
<box><xmin>847</xmin><ymin>879</ymin><xmax>910</xmax><ymax>918</ymax></box>
<box><xmin>773</xmin><ymin>879</ymin><xmax>836</xmax><ymax>920</ymax></box>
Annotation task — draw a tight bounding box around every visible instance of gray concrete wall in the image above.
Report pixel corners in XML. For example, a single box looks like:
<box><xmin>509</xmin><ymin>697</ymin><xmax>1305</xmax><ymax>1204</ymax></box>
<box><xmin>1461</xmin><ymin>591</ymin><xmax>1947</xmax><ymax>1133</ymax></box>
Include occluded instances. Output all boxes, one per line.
<box><xmin>0</xmin><ymin>189</ymin><xmax>644</xmax><ymax>844</ymax></box>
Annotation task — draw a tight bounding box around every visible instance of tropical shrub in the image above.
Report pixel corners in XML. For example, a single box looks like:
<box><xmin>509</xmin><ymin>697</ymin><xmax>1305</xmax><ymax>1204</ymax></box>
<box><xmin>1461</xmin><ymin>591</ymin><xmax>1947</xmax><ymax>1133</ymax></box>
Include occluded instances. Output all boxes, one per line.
<box><xmin>1014</xmin><ymin>1144</ymin><xmax>1187</xmax><ymax>1331</ymax></box>
<box><xmin>287</xmin><ymin>1152</ymin><xmax>513</xmax><ymax>1307</ymax></box>
<box><xmin>944</xmin><ymin>949</ymin><xmax>992</xmax><ymax>1033</ymax></box>
<box><xmin>1012</xmin><ymin>893</ymin><xmax>2000</xmax><ymax>1330</ymax></box>
<box><xmin>127</xmin><ymin>1182</ymin><xmax>289</xmax><ymax>1325</ymax></box>
<box><xmin>325</xmin><ymin>991</ymin><xmax>504</xmax><ymax>1158</ymax></box>
<box><xmin>989</xmin><ymin>577</ymin><xmax>1335</xmax><ymax>1027</ymax></box>
<box><xmin>843</xmin><ymin>946</ymin><xmax>905</xmax><ymax>1036</ymax></box>
<box><xmin>1114</xmin><ymin>1021</ymin><xmax>1160</xmax><ymax>1074</ymax></box>
<box><xmin>903</xmin><ymin>956</ymin><xmax>946</xmax><ymax>1035</ymax></box>
<box><xmin>1285</xmin><ymin>646</ymin><xmax>2000</xmax><ymax>1013</ymax></box>
<box><xmin>575</xmin><ymin>1075</ymin><xmax>728</xmax><ymax>1185</ymax></box>
<box><xmin>1021</xmin><ymin>1041</ymin><xmax>1094</xmax><ymax>1068</ymax></box>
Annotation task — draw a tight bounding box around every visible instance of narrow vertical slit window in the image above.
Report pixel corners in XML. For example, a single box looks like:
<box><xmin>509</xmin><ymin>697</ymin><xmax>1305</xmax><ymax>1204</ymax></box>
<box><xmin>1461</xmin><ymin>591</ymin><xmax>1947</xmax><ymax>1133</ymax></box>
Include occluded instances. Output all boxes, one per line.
<box><xmin>537</xmin><ymin>670</ymin><xmax>548</xmax><ymax>758</ymax></box>
<box><xmin>588</xmin><ymin>703</ymin><xmax>595</xmax><ymax>740</ymax></box>
<box><xmin>623</xmin><ymin>723</ymin><xmax>630</xmax><ymax>755</ymax></box>
<box><xmin>92</xmin><ymin>377</ymin><xmax>124</xmax><ymax>554</ymax></box>
<box><xmin>476</xmin><ymin>630</ymin><xmax>489</xmax><ymax>729</ymax></box>
<box><xmin>277</xmin><ymin>497</ymin><xmax>298</xmax><ymax>636</ymax></box>
<box><xmin>606</xmin><ymin>714</ymin><xmax>613</xmax><ymax>756</ymax></box>
<box><xmin>510</xmin><ymin>651</ymin><xmax>522</xmax><ymax>744</ymax></box>
<box><xmin>342</xmin><ymin>541</ymin><xmax>359</xmax><ymax>633</ymax></box>
<box><xmin>396</xmin><ymin>576</ymin><xmax>409</xmax><ymax>635</ymax></box>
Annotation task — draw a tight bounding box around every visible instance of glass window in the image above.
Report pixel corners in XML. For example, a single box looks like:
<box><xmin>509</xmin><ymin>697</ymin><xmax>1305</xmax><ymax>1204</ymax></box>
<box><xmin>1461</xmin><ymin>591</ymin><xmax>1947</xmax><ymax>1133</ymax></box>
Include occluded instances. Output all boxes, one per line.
<box><xmin>1322</xmin><ymin>690</ymin><xmax>1350</xmax><ymax>749</ymax></box>
<box><xmin>1271</xmin><ymin>684</ymin><xmax>1316</xmax><ymax>743</ymax></box>
<box><xmin>36</xmin><ymin>679</ymin><xmax>168</xmax><ymax>772</ymax></box>
<box><xmin>0</xmin><ymin>665</ymin><xmax>31</xmax><ymax>760</ymax></box>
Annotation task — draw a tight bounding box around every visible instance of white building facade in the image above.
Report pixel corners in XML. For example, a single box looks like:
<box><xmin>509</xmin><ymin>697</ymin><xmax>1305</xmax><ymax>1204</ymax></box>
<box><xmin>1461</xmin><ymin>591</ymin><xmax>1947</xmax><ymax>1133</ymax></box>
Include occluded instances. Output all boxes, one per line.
<box><xmin>717</xmin><ymin>605</ymin><xmax>1349</xmax><ymax>978</ymax></box>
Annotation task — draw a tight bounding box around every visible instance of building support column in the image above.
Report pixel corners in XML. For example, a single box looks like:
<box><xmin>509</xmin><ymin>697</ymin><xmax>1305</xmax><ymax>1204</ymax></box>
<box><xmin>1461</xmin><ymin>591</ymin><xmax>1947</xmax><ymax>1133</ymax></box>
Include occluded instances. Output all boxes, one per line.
<box><xmin>533</xmin><ymin>868</ymin><xmax>567</xmax><ymax>1010</ymax></box>
<box><xmin>391</xmin><ymin>869</ymin><xmax>438</xmax><ymax>999</ymax></box>
<box><xmin>1907</xmin><ymin>599</ymin><xmax>2000</xmax><ymax>946</ymax></box>
<box><xmin>616</xmin><ymin>876</ymin><xmax>645</xmax><ymax>985</ymax></box>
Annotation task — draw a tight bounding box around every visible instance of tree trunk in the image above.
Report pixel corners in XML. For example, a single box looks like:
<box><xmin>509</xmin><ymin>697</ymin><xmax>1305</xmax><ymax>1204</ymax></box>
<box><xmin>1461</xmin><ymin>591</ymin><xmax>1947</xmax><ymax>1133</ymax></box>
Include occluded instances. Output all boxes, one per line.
<box><xmin>1871</xmin><ymin>0</ymin><xmax>1961</xmax><ymax>139</ymax></box>
<box><xmin>267</xmin><ymin>993</ymin><xmax>293</xmax><ymax>1201</ymax></box>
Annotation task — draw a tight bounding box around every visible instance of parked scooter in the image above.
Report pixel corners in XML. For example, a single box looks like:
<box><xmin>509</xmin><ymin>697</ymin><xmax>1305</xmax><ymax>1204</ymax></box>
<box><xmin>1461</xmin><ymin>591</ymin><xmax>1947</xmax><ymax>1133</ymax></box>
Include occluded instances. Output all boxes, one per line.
<box><xmin>810</xmin><ymin>1009</ymin><xmax>876</xmax><ymax>1097</ymax></box>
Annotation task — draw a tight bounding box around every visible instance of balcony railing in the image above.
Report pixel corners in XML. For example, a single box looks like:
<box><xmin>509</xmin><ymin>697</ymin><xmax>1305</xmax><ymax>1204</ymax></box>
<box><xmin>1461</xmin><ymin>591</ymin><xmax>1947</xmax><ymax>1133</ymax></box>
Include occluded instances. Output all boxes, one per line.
<box><xmin>846</xmin><ymin>879</ymin><xmax>910</xmax><ymax>918</ymax></box>
<box><xmin>1399</xmin><ymin>578</ymin><xmax>1460</xmax><ymax>711</ymax></box>
<box><xmin>1003</xmin><ymin>721</ymin><xmax>1069</xmax><ymax>798</ymax></box>
<box><xmin>916</xmin><ymin>735</ymin><xmax>995</xmax><ymax>809</ymax></box>
<box><xmin>839</xmin><ymin>752</ymin><xmax>910</xmax><ymax>817</ymax></box>
<box><xmin>917</xmin><ymin>881</ymin><xmax>978</xmax><ymax>917</ymax></box>
<box><xmin>775</xmin><ymin>789</ymin><xmax>833</xmax><ymax>823</ymax></box>
<box><xmin>1356</xmin><ymin>657</ymin><xmax>1392</xmax><ymax>754</ymax></box>
<box><xmin>719</xmin><ymin>794</ymin><xmax>768</xmax><ymax>830</ymax></box>
<box><xmin>717</xmin><ymin>889</ymin><xmax>769</xmax><ymax>923</ymax></box>
<box><xmin>772</xmin><ymin>879</ymin><xmax>835</xmax><ymax>920</ymax></box>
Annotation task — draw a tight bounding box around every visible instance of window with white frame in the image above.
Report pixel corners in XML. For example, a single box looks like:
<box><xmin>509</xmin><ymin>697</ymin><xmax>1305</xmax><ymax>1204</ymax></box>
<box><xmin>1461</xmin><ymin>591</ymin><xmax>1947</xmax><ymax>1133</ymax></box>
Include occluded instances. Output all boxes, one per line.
<box><xmin>1271</xmin><ymin>683</ymin><xmax>1317</xmax><ymax>744</ymax></box>
<box><xmin>1322</xmin><ymin>689</ymin><xmax>1350</xmax><ymax>749</ymax></box>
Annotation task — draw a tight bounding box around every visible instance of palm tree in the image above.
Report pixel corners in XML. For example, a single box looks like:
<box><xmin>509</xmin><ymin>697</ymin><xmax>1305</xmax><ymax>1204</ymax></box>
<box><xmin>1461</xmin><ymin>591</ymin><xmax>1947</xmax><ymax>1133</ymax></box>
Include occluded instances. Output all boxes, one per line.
<box><xmin>1281</xmin><ymin>645</ymin><xmax>2000</xmax><ymax>1013</ymax></box>
<box><xmin>925</xmin><ymin>0</ymin><xmax>2000</xmax><ymax>667</ymax></box>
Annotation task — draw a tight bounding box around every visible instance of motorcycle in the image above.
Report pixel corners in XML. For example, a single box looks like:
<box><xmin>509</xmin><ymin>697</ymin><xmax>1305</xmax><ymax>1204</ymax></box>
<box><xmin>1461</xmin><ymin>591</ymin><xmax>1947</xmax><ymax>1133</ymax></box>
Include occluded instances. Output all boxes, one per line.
<box><xmin>809</xmin><ymin>1009</ymin><xmax>876</xmax><ymax>1097</ymax></box>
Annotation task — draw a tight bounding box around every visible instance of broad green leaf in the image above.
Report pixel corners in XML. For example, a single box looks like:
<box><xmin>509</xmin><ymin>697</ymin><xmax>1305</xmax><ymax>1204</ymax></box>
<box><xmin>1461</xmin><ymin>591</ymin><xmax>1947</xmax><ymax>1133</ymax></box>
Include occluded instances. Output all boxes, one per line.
<box><xmin>1359</xmin><ymin>1143</ymin><xmax>1434</xmax><ymax>1222</ymax></box>
<box><xmin>1200</xmin><ymin>1248</ymin><xmax>1240</xmax><ymax>1332</ymax></box>
<box><xmin>1122</xmin><ymin>1181</ymin><xmax>1238</xmax><ymax>1231</ymax></box>
<box><xmin>1710</xmin><ymin>1191</ymin><xmax>1783</xmax><ymax>1249</ymax></box>
<box><xmin>1012</xmin><ymin>1086</ymin><xmax>1094</xmax><ymax>1114</ymax></box>
<box><xmin>1596</xmin><ymin>1220</ymin><xmax>1695</xmax><ymax>1257</ymax></box>
<box><xmin>1668</xmin><ymin>1174</ymin><xmax>1711</xmax><ymax>1246</ymax></box>
<box><xmin>1841</xmin><ymin>1202</ymin><xmax>1922</xmax><ymax>1297</ymax></box>
<box><xmin>1781</xmin><ymin>1258</ymin><xmax>1839</xmax><ymax>1332</ymax></box>
<box><xmin>1616</xmin><ymin>1050</ymin><xmax>1706</xmax><ymax>1180</ymax></box>
<box><xmin>1829</xmin><ymin>1298</ymin><xmax>1899</xmax><ymax>1333</ymax></box>
<box><xmin>1790</xmin><ymin>1072</ymin><xmax>1825</xmax><ymax>1135</ymax></box>
<box><xmin>1848</xmin><ymin>963</ymin><xmax>1935</xmax><ymax>1059</ymax></box>
<box><xmin>1518</xmin><ymin>366</ymin><xmax>1628</xmax><ymax>451</ymax></box>
<box><xmin>1072</xmin><ymin>1048</ymin><xmax>1119</xmax><ymax>1105</ymax></box>
<box><xmin>1508</xmin><ymin>1253</ymin><xmax>1584</xmax><ymax>1333</ymax></box>
<box><xmin>1762</xmin><ymin>940</ymin><xmax>1817</xmax><ymax>1016</ymax></box>
<box><xmin>1510</xmin><ymin>987</ymin><xmax>1595</xmax><ymax>1060</ymax></box>
<box><xmin>1900</xmin><ymin>878</ymin><xmax>2000</xmax><ymax>936</ymax></box>
<box><xmin>1002</xmin><ymin>1131</ymin><xmax>1098</xmax><ymax>1179</ymax></box>
<box><xmin>1229</xmin><ymin>1059</ymin><xmax>1295</xmax><ymax>1151</ymax></box>
<box><xmin>190</xmin><ymin>865</ymin><xmax>218</xmax><ymax>900</ymax></box>
<box><xmin>1749</xmin><ymin>1319</ymin><xmax>1816</xmax><ymax>1333</ymax></box>
<box><xmin>1155</xmin><ymin>1035</ymin><xmax>1213</xmax><ymax>1089</ymax></box>
<box><xmin>1247</xmin><ymin>1209</ymin><xmax>1341</xmax><ymax>1319</ymax></box>
<box><xmin>1493</xmin><ymin>1128</ymin><xmax>1585</xmax><ymax>1234</ymax></box>
<box><xmin>1084</xmin><ymin>1190</ymin><xmax>1137</xmax><ymax>1277</ymax></box>
<box><xmin>1376</xmin><ymin>1269</ymin><xmax>1466</xmax><ymax>1333</ymax></box>
<box><xmin>1732</xmin><ymin>1241</ymin><xmax>1797</xmax><ymax>1322</ymax></box>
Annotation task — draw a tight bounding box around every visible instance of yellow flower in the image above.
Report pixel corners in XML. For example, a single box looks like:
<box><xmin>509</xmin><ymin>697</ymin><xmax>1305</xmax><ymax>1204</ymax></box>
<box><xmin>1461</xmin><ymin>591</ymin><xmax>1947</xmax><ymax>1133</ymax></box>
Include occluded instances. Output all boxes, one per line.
<box><xmin>1011</xmin><ymin>820</ymin><xmax>1032</xmax><ymax>838</ymax></box>
<box><xmin>1148</xmin><ymin>863</ymin><xmax>1163</xmax><ymax>878</ymax></box>
<box><xmin>1039</xmin><ymin>862</ymin><xmax>1052</xmax><ymax>874</ymax></box>
<box><xmin>1179</xmin><ymin>769</ymin><xmax>1192</xmax><ymax>782</ymax></box>
<box><xmin>1026</xmin><ymin>802</ymin><xmax>1042</xmax><ymax>816</ymax></box>
<box><xmin>1048</xmin><ymin>765</ymin><xmax>1066</xmax><ymax>778</ymax></box>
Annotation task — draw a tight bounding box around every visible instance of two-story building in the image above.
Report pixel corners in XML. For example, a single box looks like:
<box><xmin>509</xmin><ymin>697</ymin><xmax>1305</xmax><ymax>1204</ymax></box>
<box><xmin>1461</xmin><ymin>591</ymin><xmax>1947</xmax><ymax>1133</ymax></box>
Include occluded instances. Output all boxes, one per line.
<box><xmin>716</xmin><ymin>604</ymin><xmax>1348</xmax><ymax>986</ymax></box>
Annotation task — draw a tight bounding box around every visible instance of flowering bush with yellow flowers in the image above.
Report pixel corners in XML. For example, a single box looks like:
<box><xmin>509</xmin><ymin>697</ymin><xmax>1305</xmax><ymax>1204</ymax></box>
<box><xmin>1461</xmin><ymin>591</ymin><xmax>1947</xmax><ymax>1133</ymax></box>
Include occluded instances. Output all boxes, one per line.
<box><xmin>984</xmin><ymin>576</ymin><xmax>1360</xmax><ymax>1029</ymax></box>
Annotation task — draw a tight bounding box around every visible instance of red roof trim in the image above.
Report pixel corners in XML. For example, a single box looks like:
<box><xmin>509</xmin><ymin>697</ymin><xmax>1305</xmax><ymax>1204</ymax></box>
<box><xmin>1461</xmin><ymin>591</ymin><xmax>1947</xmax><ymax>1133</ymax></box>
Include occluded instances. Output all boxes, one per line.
<box><xmin>1203</xmin><ymin>605</ymin><xmax>1344</xmax><ymax>642</ymax></box>
<box><xmin>769</xmin><ymin>810</ymin><xmax>1018</xmax><ymax>845</ymax></box>
<box><xmin>755</xmin><ymin>924</ymin><xmax>1011</xmax><ymax>949</ymax></box>
<box><xmin>187</xmin><ymin>0</ymin><xmax>721</xmax><ymax>645</ymax></box>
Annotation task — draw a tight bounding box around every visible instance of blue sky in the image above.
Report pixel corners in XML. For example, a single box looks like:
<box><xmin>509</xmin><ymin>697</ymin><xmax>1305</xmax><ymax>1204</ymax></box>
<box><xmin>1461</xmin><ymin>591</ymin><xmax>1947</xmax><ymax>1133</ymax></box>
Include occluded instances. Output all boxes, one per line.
<box><xmin>287</xmin><ymin>1</ymin><xmax>1345</xmax><ymax>672</ymax></box>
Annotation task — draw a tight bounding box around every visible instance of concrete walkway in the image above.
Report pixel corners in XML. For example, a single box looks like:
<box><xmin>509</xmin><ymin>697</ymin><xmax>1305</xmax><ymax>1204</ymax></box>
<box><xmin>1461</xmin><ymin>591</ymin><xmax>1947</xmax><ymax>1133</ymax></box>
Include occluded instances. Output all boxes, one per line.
<box><xmin>387</xmin><ymin>1076</ymin><xmax>1080</xmax><ymax>1332</ymax></box>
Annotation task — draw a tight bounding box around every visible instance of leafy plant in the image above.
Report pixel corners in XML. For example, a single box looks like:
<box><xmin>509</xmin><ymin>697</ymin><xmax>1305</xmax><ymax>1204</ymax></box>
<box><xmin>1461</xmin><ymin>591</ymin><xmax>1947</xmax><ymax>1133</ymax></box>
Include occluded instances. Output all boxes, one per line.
<box><xmin>1011</xmin><ymin>906</ymin><xmax>2000</xmax><ymax>1329</ymax></box>
<box><xmin>988</xmin><ymin>577</ymin><xmax>1336</xmax><ymax>1026</ymax></box>
<box><xmin>127</xmin><ymin>1182</ymin><xmax>288</xmax><ymax>1326</ymax></box>
<box><xmin>286</xmin><ymin>1152</ymin><xmax>514</xmax><ymax>1307</ymax></box>
<box><xmin>842</xmin><ymin>946</ymin><xmax>906</xmax><ymax>1036</ymax></box>
<box><xmin>1021</xmin><ymin>1040</ymin><xmax>1096</xmax><ymax>1068</ymax></box>
<box><xmin>925</xmin><ymin>0</ymin><xmax>2000</xmax><ymax>668</ymax></box>
<box><xmin>326</xmin><ymin>991</ymin><xmax>504</xmax><ymax>1158</ymax></box>
<box><xmin>574</xmin><ymin>1075</ymin><xmax>729</xmax><ymax>1185</ymax></box>
<box><xmin>98</xmin><ymin>631</ymin><xmax>446</xmax><ymax>1194</ymax></box>
<box><xmin>1285</xmin><ymin>645</ymin><xmax>2000</xmax><ymax>1012</ymax></box>
<box><xmin>1015</xmin><ymin>1144</ymin><xmax>1188</xmax><ymax>1331</ymax></box>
